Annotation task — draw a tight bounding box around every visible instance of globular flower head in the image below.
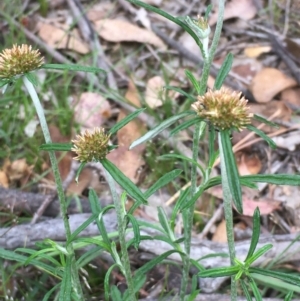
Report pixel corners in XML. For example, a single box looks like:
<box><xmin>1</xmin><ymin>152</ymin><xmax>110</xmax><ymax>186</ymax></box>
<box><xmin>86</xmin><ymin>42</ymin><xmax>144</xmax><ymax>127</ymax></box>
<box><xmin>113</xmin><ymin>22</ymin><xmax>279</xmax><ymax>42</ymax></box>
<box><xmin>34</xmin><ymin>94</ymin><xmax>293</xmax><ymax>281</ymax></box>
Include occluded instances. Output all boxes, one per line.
<box><xmin>71</xmin><ymin>127</ymin><xmax>111</xmax><ymax>162</ymax></box>
<box><xmin>191</xmin><ymin>87</ymin><xmax>253</xmax><ymax>131</ymax></box>
<box><xmin>0</xmin><ymin>44</ymin><xmax>44</xmax><ymax>79</ymax></box>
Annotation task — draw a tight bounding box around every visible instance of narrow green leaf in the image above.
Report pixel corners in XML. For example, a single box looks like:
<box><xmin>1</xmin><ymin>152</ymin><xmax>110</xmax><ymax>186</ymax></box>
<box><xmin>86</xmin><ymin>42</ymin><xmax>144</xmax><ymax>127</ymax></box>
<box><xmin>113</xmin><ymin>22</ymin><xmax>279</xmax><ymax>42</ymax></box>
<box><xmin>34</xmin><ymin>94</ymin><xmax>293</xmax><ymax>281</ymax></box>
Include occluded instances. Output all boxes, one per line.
<box><xmin>208</xmin><ymin>126</ymin><xmax>216</xmax><ymax>168</ymax></box>
<box><xmin>25</xmin><ymin>72</ymin><xmax>39</xmax><ymax>86</ymax></box>
<box><xmin>197</xmin><ymin>252</ymin><xmax>229</xmax><ymax>262</ymax></box>
<box><xmin>240</xmin><ymin>279</ymin><xmax>252</xmax><ymax>301</ymax></box>
<box><xmin>251</xmin><ymin>273</ymin><xmax>300</xmax><ymax>293</ymax></box>
<box><xmin>248</xmin><ymin>277</ymin><xmax>263</xmax><ymax>301</ymax></box>
<box><xmin>159</xmin><ymin>154</ymin><xmax>204</xmax><ymax>175</ymax></box>
<box><xmin>77</xmin><ymin>246</ymin><xmax>103</xmax><ymax>268</ymax></box>
<box><xmin>125</xmin><ymin>0</ymin><xmax>201</xmax><ymax>48</ymax></box>
<box><xmin>42</xmin><ymin>283</ymin><xmax>60</xmax><ymax>301</ymax></box>
<box><xmin>245</xmin><ymin>207</ymin><xmax>261</xmax><ymax>261</ymax></box>
<box><xmin>0</xmin><ymin>248</ymin><xmax>62</xmax><ymax>278</ymax></box>
<box><xmin>89</xmin><ymin>189</ymin><xmax>111</xmax><ymax>246</ymax></box>
<box><xmin>40</xmin><ymin>143</ymin><xmax>72</xmax><ymax>151</ymax></box>
<box><xmin>74</xmin><ymin>237</ymin><xmax>110</xmax><ymax>252</ymax></box>
<box><xmin>170</xmin><ymin>187</ymin><xmax>190</xmax><ymax>230</ymax></box>
<box><xmin>198</xmin><ymin>266</ymin><xmax>239</xmax><ymax>278</ymax></box>
<box><xmin>75</xmin><ymin>162</ymin><xmax>86</xmax><ymax>183</ymax></box>
<box><xmin>170</xmin><ymin>116</ymin><xmax>202</xmax><ymax>137</ymax></box>
<box><xmin>247</xmin><ymin>244</ymin><xmax>273</xmax><ymax>266</ymax></box>
<box><xmin>41</xmin><ymin>63</ymin><xmax>106</xmax><ymax>74</ymax></box>
<box><xmin>0</xmin><ymin>78</ymin><xmax>10</xmax><ymax>88</ymax></box>
<box><xmin>144</xmin><ymin>169</ymin><xmax>183</xmax><ymax>198</ymax></box>
<box><xmin>157</xmin><ymin>207</ymin><xmax>175</xmax><ymax>240</ymax></box>
<box><xmin>126</xmin><ymin>214</ymin><xmax>140</xmax><ymax>249</ymax></box>
<box><xmin>190</xmin><ymin>258</ymin><xmax>205</xmax><ymax>272</ymax></box>
<box><xmin>108</xmin><ymin>108</ymin><xmax>146</xmax><ymax>135</ymax></box>
<box><xmin>185</xmin><ymin>70</ymin><xmax>201</xmax><ymax>94</ymax></box>
<box><xmin>204</xmin><ymin>176</ymin><xmax>258</xmax><ymax>190</ymax></box>
<box><xmin>104</xmin><ymin>263</ymin><xmax>122</xmax><ymax>301</ymax></box>
<box><xmin>246</xmin><ymin>124</ymin><xmax>277</xmax><ymax>149</ymax></box>
<box><xmin>284</xmin><ymin>291</ymin><xmax>294</xmax><ymax>301</ymax></box>
<box><xmin>214</xmin><ymin>53</ymin><xmax>233</xmax><ymax>90</ymax></box>
<box><xmin>59</xmin><ymin>256</ymin><xmax>72</xmax><ymax>301</ymax></box>
<box><xmin>205</xmin><ymin>4</ymin><xmax>213</xmax><ymax>19</ymax></box>
<box><xmin>130</xmin><ymin>111</ymin><xmax>193</xmax><ymax>149</ymax></box>
<box><xmin>164</xmin><ymin>85</ymin><xmax>195</xmax><ymax>101</ymax></box>
<box><xmin>253</xmin><ymin>114</ymin><xmax>279</xmax><ymax>128</ymax></box>
<box><xmin>219</xmin><ymin>130</ymin><xmax>243</xmax><ymax>213</ymax></box>
<box><xmin>101</xmin><ymin>159</ymin><xmax>148</xmax><ymax>204</ymax></box>
<box><xmin>249</xmin><ymin>267</ymin><xmax>300</xmax><ymax>286</ymax></box>
<box><xmin>110</xmin><ymin>285</ymin><xmax>123</xmax><ymax>301</ymax></box>
<box><xmin>134</xmin><ymin>250</ymin><xmax>182</xmax><ymax>279</ymax></box>
<box><xmin>241</xmin><ymin>174</ymin><xmax>300</xmax><ymax>186</ymax></box>
<box><xmin>180</xmin><ymin>185</ymin><xmax>205</xmax><ymax>211</ymax></box>
<box><xmin>68</xmin><ymin>215</ymin><xmax>96</xmax><ymax>244</ymax></box>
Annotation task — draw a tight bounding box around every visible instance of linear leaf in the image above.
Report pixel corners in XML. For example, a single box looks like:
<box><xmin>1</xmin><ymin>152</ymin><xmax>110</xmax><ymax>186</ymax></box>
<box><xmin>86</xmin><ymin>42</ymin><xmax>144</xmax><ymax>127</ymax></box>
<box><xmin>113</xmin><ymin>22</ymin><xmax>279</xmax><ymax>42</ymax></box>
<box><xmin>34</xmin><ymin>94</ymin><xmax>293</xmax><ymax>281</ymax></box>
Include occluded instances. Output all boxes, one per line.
<box><xmin>185</xmin><ymin>70</ymin><xmax>201</xmax><ymax>94</ymax></box>
<box><xmin>245</xmin><ymin>207</ymin><xmax>261</xmax><ymax>261</ymax></box>
<box><xmin>241</xmin><ymin>174</ymin><xmax>300</xmax><ymax>186</ymax></box>
<box><xmin>42</xmin><ymin>63</ymin><xmax>106</xmax><ymax>73</ymax></box>
<box><xmin>219</xmin><ymin>130</ymin><xmax>243</xmax><ymax>213</ymax></box>
<box><xmin>130</xmin><ymin>111</ymin><xmax>193</xmax><ymax>149</ymax></box>
<box><xmin>144</xmin><ymin>169</ymin><xmax>182</xmax><ymax>198</ymax></box>
<box><xmin>247</xmin><ymin>124</ymin><xmax>277</xmax><ymax>149</ymax></box>
<box><xmin>109</xmin><ymin>108</ymin><xmax>146</xmax><ymax>135</ymax></box>
<box><xmin>101</xmin><ymin>159</ymin><xmax>147</xmax><ymax>204</ymax></box>
<box><xmin>214</xmin><ymin>53</ymin><xmax>233</xmax><ymax>90</ymax></box>
<box><xmin>40</xmin><ymin>143</ymin><xmax>72</xmax><ymax>151</ymax></box>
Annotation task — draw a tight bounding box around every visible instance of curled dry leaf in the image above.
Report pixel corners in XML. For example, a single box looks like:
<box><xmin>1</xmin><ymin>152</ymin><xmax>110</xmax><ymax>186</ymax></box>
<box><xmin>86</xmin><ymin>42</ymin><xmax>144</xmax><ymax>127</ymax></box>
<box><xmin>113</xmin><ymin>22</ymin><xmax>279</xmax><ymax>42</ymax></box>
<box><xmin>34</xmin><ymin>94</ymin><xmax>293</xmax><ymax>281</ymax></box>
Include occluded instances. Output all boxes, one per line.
<box><xmin>145</xmin><ymin>76</ymin><xmax>180</xmax><ymax>109</ymax></box>
<box><xmin>94</xmin><ymin>19</ymin><xmax>166</xmax><ymax>49</ymax></box>
<box><xmin>244</xmin><ymin>45</ymin><xmax>272</xmax><ymax>58</ymax></box>
<box><xmin>242</xmin><ymin>197</ymin><xmax>281</xmax><ymax>216</ymax></box>
<box><xmin>236</xmin><ymin>152</ymin><xmax>262</xmax><ymax>176</ymax></box>
<box><xmin>73</xmin><ymin>92</ymin><xmax>112</xmax><ymax>130</ymax></box>
<box><xmin>37</xmin><ymin>22</ymin><xmax>89</xmax><ymax>54</ymax></box>
<box><xmin>250</xmin><ymin>68</ymin><xmax>297</xmax><ymax>103</ymax></box>
<box><xmin>209</xmin><ymin>0</ymin><xmax>257</xmax><ymax>26</ymax></box>
<box><xmin>0</xmin><ymin>171</ymin><xmax>9</xmax><ymax>188</ymax></box>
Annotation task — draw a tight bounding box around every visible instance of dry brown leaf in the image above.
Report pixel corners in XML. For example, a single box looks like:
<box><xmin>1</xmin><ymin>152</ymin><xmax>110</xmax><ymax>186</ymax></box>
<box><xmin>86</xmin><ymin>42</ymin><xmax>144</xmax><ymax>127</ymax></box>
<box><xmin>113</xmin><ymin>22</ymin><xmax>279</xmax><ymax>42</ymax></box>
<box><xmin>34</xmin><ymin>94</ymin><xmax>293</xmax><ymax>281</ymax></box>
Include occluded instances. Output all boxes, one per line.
<box><xmin>94</xmin><ymin>19</ymin><xmax>166</xmax><ymax>48</ymax></box>
<box><xmin>212</xmin><ymin>219</ymin><xmax>227</xmax><ymax>243</ymax></box>
<box><xmin>236</xmin><ymin>152</ymin><xmax>262</xmax><ymax>176</ymax></box>
<box><xmin>3</xmin><ymin>158</ymin><xmax>32</xmax><ymax>186</ymax></box>
<box><xmin>74</xmin><ymin>92</ymin><xmax>112</xmax><ymax>130</ymax></box>
<box><xmin>37</xmin><ymin>22</ymin><xmax>89</xmax><ymax>54</ymax></box>
<box><xmin>106</xmin><ymin>81</ymin><xmax>146</xmax><ymax>183</ymax></box>
<box><xmin>210</xmin><ymin>0</ymin><xmax>257</xmax><ymax>26</ymax></box>
<box><xmin>281</xmin><ymin>87</ymin><xmax>300</xmax><ymax>107</ymax></box>
<box><xmin>145</xmin><ymin>76</ymin><xmax>180</xmax><ymax>108</ymax></box>
<box><xmin>250</xmin><ymin>68</ymin><xmax>297</xmax><ymax>103</ymax></box>
<box><xmin>242</xmin><ymin>198</ymin><xmax>281</xmax><ymax>216</ymax></box>
<box><xmin>0</xmin><ymin>171</ymin><xmax>9</xmax><ymax>188</ymax></box>
<box><xmin>244</xmin><ymin>45</ymin><xmax>272</xmax><ymax>58</ymax></box>
<box><xmin>86</xmin><ymin>2</ymin><xmax>116</xmax><ymax>21</ymax></box>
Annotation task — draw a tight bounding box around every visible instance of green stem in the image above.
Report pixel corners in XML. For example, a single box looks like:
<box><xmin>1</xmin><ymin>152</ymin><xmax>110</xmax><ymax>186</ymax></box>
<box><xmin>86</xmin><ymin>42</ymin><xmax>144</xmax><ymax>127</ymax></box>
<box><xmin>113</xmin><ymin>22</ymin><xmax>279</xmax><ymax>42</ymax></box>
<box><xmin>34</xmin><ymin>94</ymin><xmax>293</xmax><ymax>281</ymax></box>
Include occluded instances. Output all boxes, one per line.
<box><xmin>105</xmin><ymin>170</ymin><xmax>136</xmax><ymax>301</ymax></box>
<box><xmin>180</xmin><ymin>123</ymin><xmax>201</xmax><ymax>300</ymax></box>
<box><xmin>23</xmin><ymin>76</ymin><xmax>84</xmax><ymax>299</ymax></box>
<box><xmin>218</xmin><ymin>132</ymin><xmax>237</xmax><ymax>300</ymax></box>
<box><xmin>180</xmin><ymin>2</ymin><xmax>226</xmax><ymax>299</ymax></box>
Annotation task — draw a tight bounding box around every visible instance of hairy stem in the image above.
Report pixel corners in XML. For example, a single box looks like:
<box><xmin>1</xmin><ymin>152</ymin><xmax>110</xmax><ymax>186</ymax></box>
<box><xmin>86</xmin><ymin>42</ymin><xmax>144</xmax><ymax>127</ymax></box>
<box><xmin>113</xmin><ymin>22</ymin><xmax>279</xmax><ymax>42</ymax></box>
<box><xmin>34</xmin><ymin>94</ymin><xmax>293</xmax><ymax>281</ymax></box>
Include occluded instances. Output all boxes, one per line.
<box><xmin>105</xmin><ymin>170</ymin><xmax>136</xmax><ymax>301</ymax></box>
<box><xmin>219</xmin><ymin>132</ymin><xmax>237</xmax><ymax>300</ymax></box>
<box><xmin>23</xmin><ymin>76</ymin><xmax>84</xmax><ymax>299</ymax></box>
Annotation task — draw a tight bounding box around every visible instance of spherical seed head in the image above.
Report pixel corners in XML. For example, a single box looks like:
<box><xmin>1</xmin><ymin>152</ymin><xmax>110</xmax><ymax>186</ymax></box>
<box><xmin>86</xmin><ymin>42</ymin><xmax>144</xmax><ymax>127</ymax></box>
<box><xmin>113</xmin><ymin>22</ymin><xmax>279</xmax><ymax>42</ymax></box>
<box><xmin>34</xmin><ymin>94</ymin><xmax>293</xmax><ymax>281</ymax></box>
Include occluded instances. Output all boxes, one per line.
<box><xmin>0</xmin><ymin>44</ymin><xmax>44</xmax><ymax>79</ymax></box>
<box><xmin>71</xmin><ymin>128</ymin><xmax>111</xmax><ymax>162</ymax></box>
<box><xmin>191</xmin><ymin>87</ymin><xmax>253</xmax><ymax>131</ymax></box>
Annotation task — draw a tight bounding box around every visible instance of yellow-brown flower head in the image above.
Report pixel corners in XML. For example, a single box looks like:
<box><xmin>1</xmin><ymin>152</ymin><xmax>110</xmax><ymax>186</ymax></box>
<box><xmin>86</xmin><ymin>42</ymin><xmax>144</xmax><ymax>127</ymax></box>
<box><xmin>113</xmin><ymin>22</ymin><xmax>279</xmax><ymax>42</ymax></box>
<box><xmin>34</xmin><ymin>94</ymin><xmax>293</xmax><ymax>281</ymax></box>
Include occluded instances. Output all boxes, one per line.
<box><xmin>71</xmin><ymin>127</ymin><xmax>111</xmax><ymax>162</ymax></box>
<box><xmin>0</xmin><ymin>44</ymin><xmax>44</xmax><ymax>79</ymax></box>
<box><xmin>191</xmin><ymin>87</ymin><xmax>253</xmax><ymax>131</ymax></box>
